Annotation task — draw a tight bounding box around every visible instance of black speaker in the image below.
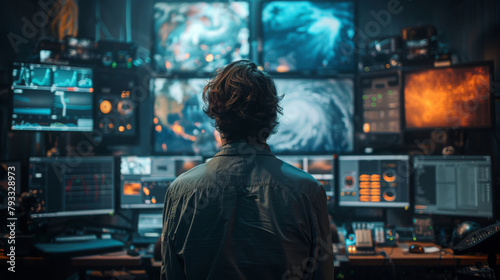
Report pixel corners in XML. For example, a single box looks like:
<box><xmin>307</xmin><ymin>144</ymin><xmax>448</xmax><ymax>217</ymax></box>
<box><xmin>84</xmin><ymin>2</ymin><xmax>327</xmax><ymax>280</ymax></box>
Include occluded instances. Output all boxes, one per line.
<box><xmin>93</xmin><ymin>68</ymin><xmax>139</xmax><ymax>144</ymax></box>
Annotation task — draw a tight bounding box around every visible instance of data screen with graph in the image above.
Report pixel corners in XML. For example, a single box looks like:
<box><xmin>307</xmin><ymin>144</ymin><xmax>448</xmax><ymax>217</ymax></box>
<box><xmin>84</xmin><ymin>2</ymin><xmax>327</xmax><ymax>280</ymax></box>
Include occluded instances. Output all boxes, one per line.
<box><xmin>338</xmin><ymin>155</ymin><xmax>410</xmax><ymax>208</ymax></box>
<box><xmin>10</xmin><ymin>62</ymin><xmax>94</xmax><ymax>132</ymax></box>
<box><xmin>28</xmin><ymin>157</ymin><xmax>115</xmax><ymax>218</ymax></box>
<box><xmin>120</xmin><ymin>155</ymin><xmax>203</xmax><ymax>209</ymax></box>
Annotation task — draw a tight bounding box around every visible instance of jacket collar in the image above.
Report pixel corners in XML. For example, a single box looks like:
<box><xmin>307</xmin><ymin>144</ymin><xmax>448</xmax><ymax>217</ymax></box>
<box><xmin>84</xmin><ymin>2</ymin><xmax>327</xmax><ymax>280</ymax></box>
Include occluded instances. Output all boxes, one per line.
<box><xmin>214</xmin><ymin>141</ymin><xmax>274</xmax><ymax>157</ymax></box>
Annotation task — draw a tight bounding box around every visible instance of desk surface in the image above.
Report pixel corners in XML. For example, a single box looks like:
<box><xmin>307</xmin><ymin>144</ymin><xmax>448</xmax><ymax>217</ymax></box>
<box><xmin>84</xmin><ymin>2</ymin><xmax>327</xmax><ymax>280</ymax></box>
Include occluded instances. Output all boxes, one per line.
<box><xmin>346</xmin><ymin>242</ymin><xmax>491</xmax><ymax>266</ymax></box>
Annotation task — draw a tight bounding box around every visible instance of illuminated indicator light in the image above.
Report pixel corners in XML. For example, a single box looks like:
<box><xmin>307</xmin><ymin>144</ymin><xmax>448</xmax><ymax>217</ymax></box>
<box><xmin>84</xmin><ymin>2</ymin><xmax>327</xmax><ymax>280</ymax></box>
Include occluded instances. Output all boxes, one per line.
<box><xmin>194</xmin><ymin>122</ymin><xmax>201</xmax><ymax>126</ymax></box>
<box><xmin>429</xmin><ymin>226</ymin><xmax>433</xmax><ymax>230</ymax></box>
<box><xmin>165</xmin><ymin>61</ymin><xmax>172</xmax><ymax>69</ymax></box>
<box><xmin>340</xmin><ymin>192</ymin><xmax>345</xmax><ymax>196</ymax></box>
<box><xmin>370</xmin><ymin>174</ymin><xmax>381</xmax><ymax>181</ymax></box>
<box><xmin>118</xmin><ymin>126</ymin><xmax>125</xmax><ymax>132</ymax></box>
<box><xmin>413</xmin><ymin>237</ymin><xmax>417</xmax><ymax>241</ymax></box>
<box><xmin>89</xmin><ymin>88</ymin><xmax>94</xmax><ymax>93</ymax></box>
<box><xmin>371</xmin><ymin>102</ymin><xmax>376</xmax><ymax>107</ymax></box>
<box><xmin>162</xmin><ymin>143</ymin><xmax>167</xmax><ymax>151</ymax></box>
<box><xmin>276</xmin><ymin>65</ymin><xmax>290</xmax><ymax>73</ymax></box>
<box><xmin>127</xmin><ymin>63</ymin><xmax>132</xmax><ymax>69</ymax></box>
<box><xmin>184</xmin><ymin>53</ymin><xmax>190</xmax><ymax>59</ymax></box>
<box><xmin>126</xmin><ymin>124</ymin><xmax>132</xmax><ymax>130</ymax></box>
<box><xmin>173</xmin><ymin>123</ymin><xmax>183</xmax><ymax>134</ymax></box>
<box><xmin>363</xmin><ymin>123</ymin><xmax>370</xmax><ymax>133</ymax></box>
<box><xmin>155</xmin><ymin>125</ymin><xmax>162</xmax><ymax>132</ymax></box>
<box><xmin>112</xmin><ymin>61</ymin><xmax>117</xmax><ymax>68</ymax></box>
<box><xmin>143</xmin><ymin>187</ymin><xmax>150</xmax><ymax>196</ymax></box>
<box><xmin>189</xmin><ymin>136</ymin><xmax>196</xmax><ymax>141</ymax></box>
<box><xmin>100</xmin><ymin>100</ymin><xmax>112</xmax><ymax>114</ymax></box>
<box><xmin>377</xmin><ymin>94</ymin><xmax>382</xmax><ymax>99</ymax></box>
<box><xmin>153</xmin><ymin>117</ymin><xmax>158</xmax><ymax>125</ymax></box>
<box><xmin>151</xmin><ymin>197</ymin><xmax>157</xmax><ymax>204</ymax></box>
<box><xmin>99</xmin><ymin>123</ymin><xmax>104</xmax><ymax>128</ymax></box>
<box><xmin>370</xmin><ymin>189</ymin><xmax>381</xmax><ymax>195</ymax></box>
<box><xmin>389</xmin><ymin>237</ymin><xmax>394</xmax><ymax>241</ymax></box>
<box><xmin>364</xmin><ymin>67</ymin><xmax>370</xmax><ymax>72</ymax></box>
<box><xmin>388</xmin><ymin>90</ymin><xmax>393</xmax><ymax>95</ymax></box>
<box><xmin>205</xmin><ymin>54</ymin><xmax>214</xmax><ymax>62</ymax></box>
<box><xmin>359</xmin><ymin>174</ymin><xmax>370</xmax><ymax>181</ymax></box>
<box><xmin>108</xmin><ymin>123</ymin><xmax>114</xmax><ymax>129</ymax></box>
<box><xmin>359</xmin><ymin>196</ymin><xmax>370</xmax><ymax>202</ymax></box>
<box><xmin>346</xmin><ymin>191</ymin><xmax>351</xmax><ymax>195</ymax></box>
<box><xmin>362</xmin><ymin>95</ymin><xmax>368</xmax><ymax>100</ymax></box>
<box><xmin>371</xmin><ymin>97</ymin><xmax>377</xmax><ymax>101</ymax></box>
<box><xmin>352</xmin><ymin>192</ymin><xmax>356</xmax><ymax>196</ymax></box>
<box><xmin>359</xmin><ymin>189</ymin><xmax>370</xmax><ymax>195</ymax></box>
<box><xmin>405</xmin><ymin>206</ymin><xmax>409</xmax><ymax>210</ymax></box>
<box><xmin>257</xmin><ymin>65</ymin><xmax>264</xmax><ymax>71</ymax></box>
<box><xmin>386</xmin><ymin>64</ymin><xmax>390</xmax><ymax>68</ymax></box>
<box><xmin>201</xmin><ymin>129</ymin><xmax>205</xmax><ymax>133</ymax></box>
<box><xmin>128</xmin><ymin>58</ymin><xmax>132</xmax><ymax>62</ymax></box>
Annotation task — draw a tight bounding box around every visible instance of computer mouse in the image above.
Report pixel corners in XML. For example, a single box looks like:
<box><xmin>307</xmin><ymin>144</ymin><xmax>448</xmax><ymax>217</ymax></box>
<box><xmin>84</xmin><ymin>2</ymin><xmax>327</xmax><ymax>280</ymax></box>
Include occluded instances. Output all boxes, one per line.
<box><xmin>409</xmin><ymin>244</ymin><xmax>425</xmax><ymax>254</ymax></box>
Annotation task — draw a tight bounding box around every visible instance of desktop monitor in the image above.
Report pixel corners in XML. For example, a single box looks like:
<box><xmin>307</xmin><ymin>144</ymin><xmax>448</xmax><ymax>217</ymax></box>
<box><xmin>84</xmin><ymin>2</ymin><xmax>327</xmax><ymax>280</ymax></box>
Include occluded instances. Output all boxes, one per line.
<box><xmin>261</xmin><ymin>0</ymin><xmax>355</xmax><ymax>73</ymax></box>
<box><xmin>152</xmin><ymin>78</ymin><xmax>221</xmax><ymax>155</ymax></box>
<box><xmin>120</xmin><ymin>156</ymin><xmax>203</xmax><ymax>209</ymax></box>
<box><xmin>268</xmin><ymin>78</ymin><xmax>354</xmax><ymax>154</ymax></box>
<box><xmin>11</xmin><ymin>62</ymin><xmax>94</xmax><ymax>132</ymax></box>
<box><xmin>278</xmin><ymin>155</ymin><xmax>335</xmax><ymax>199</ymax></box>
<box><xmin>404</xmin><ymin>62</ymin><xmax>492</xmax><ymax>129</ymax></box>
<box><xmin>153</xmin><ymin>1</ymin><xmax>250</xmax><ymax>73</ymax></box>
<box><xmin>28</xmin><ymin>157</ymin><xmax>115</xmax><ymax>218</ymax></box>
<box><xmin>338</xmin><ymin>155</ymin><xmax>410</xmax><ymax>208</ymax></box>
<box><xmin>413</xmin><ymin>155</ymin><xmax>493</xmax><ymax>218</ymax></box>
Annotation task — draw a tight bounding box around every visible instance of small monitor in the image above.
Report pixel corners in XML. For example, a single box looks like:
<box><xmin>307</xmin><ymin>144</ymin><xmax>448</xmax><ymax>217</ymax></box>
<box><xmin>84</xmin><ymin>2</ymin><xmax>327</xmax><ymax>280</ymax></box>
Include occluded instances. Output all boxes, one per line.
<box><xmin>261</xmin><ymin>0</ymin><xmax>355</xmax><ymax>73</ymax></box>
<box><xmin>11</xmin><ymin>62</ymin><xmax>94</xmax><ymax>132</ymax></box>
<box><xmin>137</xmin><ymin>213</ymin><xmax>163</xmax><ymax>238</ymax></box>
<box><xmin>153</xmin><ymin>1</ymin><xmax>250</xmax><ymax>73</ymax></box>
<box><xmin>120</xmin><ymin>156</ymin><xmax>203</xmax><ymax>209</ymax></box>
<box><xmin>268</xmin><ymin>78</ymin><xmax>354</xmax><ymax>154</ymax></box>
<box><xmin>413</xmin><ymin>155</ymin><xmax>493</xmax><ymax>218</ymax></box>
<box><xmin>28</xmin><ymin>157</ymin><xmax>115</xmax><ymax>218</ymax></box>
<box><xmin>152</xmin><ymin>78</ymin><xmax>221</xmax><ymax>155</ymax></box>
<box><xmin>278</xmin><ymin>155</ymin><xmax>335</xmax><ymax>199</ymax></box>
<box><xmin>338</xmin><ymin>155</ymin><xmax>410</xmax><ymax>208</ymax></box>
<box><xmin>404</xmin><ymin>63</ymin><xmax>492</xmax><ymax>129</ymax></box>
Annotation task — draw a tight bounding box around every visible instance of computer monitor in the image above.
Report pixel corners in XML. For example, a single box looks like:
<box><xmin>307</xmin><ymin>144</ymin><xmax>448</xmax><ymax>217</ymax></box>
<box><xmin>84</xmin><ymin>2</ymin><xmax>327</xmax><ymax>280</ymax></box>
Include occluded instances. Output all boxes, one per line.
<box><xmin>120</xmin><ymin>156</ymin><xmax>203</xmax><ymax>209</ymax></box>
<box><xmin>28</xmin><ymin>157</ymin><xmax>115</xmax><ymax>218</ymax></box>
<box><xmin>413</xmin><ymin>155</ymin><xmax>493</xmax><ymax>218</ymax></box>
<box><xmin>278</xmin><ymin>155</ymin><xmax>335</xmax><ymax>199</ymax></box>
<box><xmin>11</xmin><ymin>62</ymin><xmax>94</xmax><ymax>132</ymax></box>
<box><xmin>152</xmin><ymin>1</ymin><xmax>250</xmax><ymax>73</ymax></box>
<box><xmin>268</xmin><ymin>78</ymin><xmax>354</xmax><ymax>154</ymax></box>
<box><xmin>152</xmin><ymin>78</ymin><xmax>221</xmax><ymax>155</ymax></box>
<box><xmin>404</xmin><ymin>62</ymin><xmax>492</xmax><ymax>129</ymax></box>
<box><xmin>261</xmin><ymin>0</ymin><xmax>355</xmax><ymax>73</ymax></box>
<box><xmin>338</xmin><ymin>155</ymin><xmax>410</xmax><ymax>208</ymax></box>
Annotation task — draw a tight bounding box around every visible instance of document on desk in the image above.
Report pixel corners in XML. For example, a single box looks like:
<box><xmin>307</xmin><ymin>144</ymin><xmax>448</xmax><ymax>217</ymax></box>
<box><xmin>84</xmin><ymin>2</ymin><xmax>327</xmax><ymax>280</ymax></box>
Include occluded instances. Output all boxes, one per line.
<box><xmin>423</xmin><ymin>246</ymin><xmax>440</xmax><ymax>253</ymax></box>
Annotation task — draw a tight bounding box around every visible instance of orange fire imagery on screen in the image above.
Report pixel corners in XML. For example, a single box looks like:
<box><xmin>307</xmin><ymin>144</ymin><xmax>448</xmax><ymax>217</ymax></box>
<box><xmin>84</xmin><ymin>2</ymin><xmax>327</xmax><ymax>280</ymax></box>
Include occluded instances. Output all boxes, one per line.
<box><xmin>405</xmin><ymin>66</ymin><xmax>490</xmax><ymax>129</ymax></box>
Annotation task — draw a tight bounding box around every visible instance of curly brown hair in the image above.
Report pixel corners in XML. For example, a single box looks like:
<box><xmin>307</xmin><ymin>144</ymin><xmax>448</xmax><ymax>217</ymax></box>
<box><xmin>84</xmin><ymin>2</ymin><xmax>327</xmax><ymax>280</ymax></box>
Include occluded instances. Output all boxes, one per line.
<box><xmin>203</xmin><ymin>60</ymin><xmax>283</xmax><ymax>143</ymax></box>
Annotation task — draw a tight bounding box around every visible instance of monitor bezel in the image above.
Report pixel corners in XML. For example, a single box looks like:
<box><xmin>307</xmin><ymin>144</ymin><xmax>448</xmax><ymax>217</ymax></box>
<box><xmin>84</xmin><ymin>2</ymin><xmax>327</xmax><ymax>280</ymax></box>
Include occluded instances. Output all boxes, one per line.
<box><xmin>28</xmin><ymin>156</ymin><xmax>115</xmax><ymax>218</ymax></box>
<box><xmin>150</xmin><ymin>0</ymin><xmax>253</xmax><ymax>75</ymax></box>
<box><xmin>258</xmin><ymin>0</ymin><xmax>357</xmax><ymax>75</ymax></box>
<box><xmin>337</xmin><ymin>154</ymin><xmax>411</xmax><ymax>208</ymax></box>
<box><xmin>9</xmin><ymin>61</ymin><xmax>95</xmax><ymax>133</ymax></box>
<box><xmin>402</xmin><ymin>61</ymin><xmax>495</xmax><ymax>131</ymax></box>
<box><xmin>411</xmin><ymin>155</ymin><xmax>494</xmax><ymax>219</ymax></box>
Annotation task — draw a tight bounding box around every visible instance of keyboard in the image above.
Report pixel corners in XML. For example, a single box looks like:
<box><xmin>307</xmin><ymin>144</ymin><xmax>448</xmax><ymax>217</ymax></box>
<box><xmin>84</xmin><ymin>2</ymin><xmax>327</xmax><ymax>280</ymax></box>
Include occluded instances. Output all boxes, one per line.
<box><xmin>54</xmin><ymin>234</ymin><xmax>97</xmax><ymax>242</ymax></box>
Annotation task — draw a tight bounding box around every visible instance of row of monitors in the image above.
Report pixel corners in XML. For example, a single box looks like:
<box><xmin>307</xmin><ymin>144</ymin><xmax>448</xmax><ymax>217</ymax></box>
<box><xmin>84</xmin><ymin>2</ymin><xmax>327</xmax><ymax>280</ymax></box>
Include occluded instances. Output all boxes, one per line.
<box><xmin>23</xmin><ymin>154</ymin><xmax>494</xmax><ymax>219</ymax></box>
<box><xmin>152</xmin><ymin>1</ymin><xmax>356</xmax><ymax>73</ymax></box>
<box><xmin>10</xmin><ymin>61</ymin><xmax>494</xmax><ymax>153</ymax></box>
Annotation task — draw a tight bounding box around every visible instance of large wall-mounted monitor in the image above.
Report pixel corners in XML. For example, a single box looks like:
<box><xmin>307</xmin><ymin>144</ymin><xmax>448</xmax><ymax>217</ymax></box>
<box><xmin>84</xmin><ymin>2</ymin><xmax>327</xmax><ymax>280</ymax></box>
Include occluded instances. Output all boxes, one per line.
<box><xmin>338</xmin><ymin>155</ymin><xmax>410</xmax><ymax>208</ymax></box>
<box><xmin>404</xmin><ymin>62</ymin><xmax>492</xmax><ymax>129</ymax></box>
<box><xmin>278</xmin><ymin>155</ymin><xmax>335</xmax><ymax>200</ymax></box>
<box><xmin>28</xmin><ymin>157</ymin><xmax>115</xmax><ymax>218</ymax></box>
<box><xmin>413</xmin><ymin>155</ymin><xmax>493</xmax><ymax>218</ymax></box>
<box><xmin>11</xmin><ymin>62</ymin><xmax>94</xmax><ymax>132</ymax></box>
<box><xmin>153</xmin><ymin>1</ymin><xmax>250</xmax><ymax>73</ymax></box>
<box><xmin>268</xmin><ymin>78</ymin><xmax>354</xmax><ymax>154</ymax></box>
<box><xmin>152</xmin><ymin>78</ymin><xmax>221</xmax><ymax>155</ymax></box>
<box><xmin>120</xmin><ymin>155</ymin><xmax>203</xmax><ymax>209</ymax></box>
<box><xmin>261</xmin><ymin>0</ymin><xmax>355</xmax><ymax>73</ymax></box>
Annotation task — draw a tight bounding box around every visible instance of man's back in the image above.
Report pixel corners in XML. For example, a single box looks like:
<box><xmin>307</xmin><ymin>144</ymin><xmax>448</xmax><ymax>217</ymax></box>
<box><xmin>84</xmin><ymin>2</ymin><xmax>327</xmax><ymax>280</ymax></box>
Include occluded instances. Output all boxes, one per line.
<box><xmin>161</xmin><ymin>142</ymin><xmax>334</xmax><ymax>280</ymax></box>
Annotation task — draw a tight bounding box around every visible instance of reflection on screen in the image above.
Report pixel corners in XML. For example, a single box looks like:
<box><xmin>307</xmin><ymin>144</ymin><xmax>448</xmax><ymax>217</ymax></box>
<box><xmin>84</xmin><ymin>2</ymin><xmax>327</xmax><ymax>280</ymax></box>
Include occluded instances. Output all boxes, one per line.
<box><xmin>268</xmin><ymin>78</ymin><xmax>354</xmax><ymax>154</ymax></box>
<box><xmin>153</xmin><ymin>2</ymin><xmax>250</xmax><ymax>72</ymax></box>
<box><xmin>262</xmin><ymin>1</ymin><xmax>355</xmax><ymax>72</ymax></box>
<box><xmin>404</xmin><ymin>64</ymin><xmax>491</xmax><ymax>129</ymax></box>
<box><xmin>11</xmin><ymin>62</ymin><xmax>94</xmax><ymax>132</ymax></box>
<box><xmin>152</xmin><ymin>78</ymin><xmax>221</xmax><ymax>155</ymax></box>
